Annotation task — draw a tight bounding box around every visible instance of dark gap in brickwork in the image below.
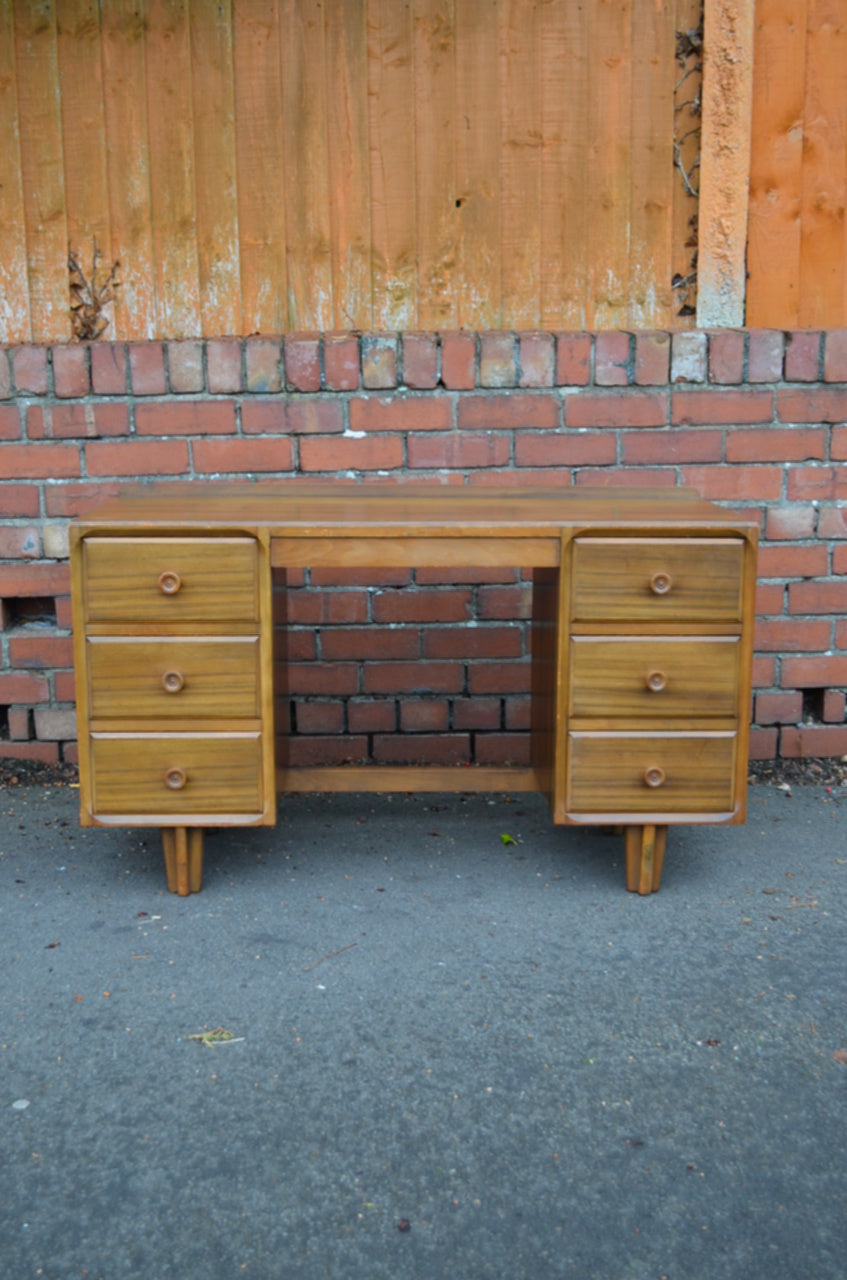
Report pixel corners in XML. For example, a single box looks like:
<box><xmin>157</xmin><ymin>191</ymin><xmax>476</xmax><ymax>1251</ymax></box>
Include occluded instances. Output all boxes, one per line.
<box><xmin>4</xmin><ymin>597</ymin><xmax>57</xmax><ymax>627</ymax></box>
<box><xmin>0</xmin><ymin>706</ymin><xmax>9</xmax><ymax>740</ymax></box>
<box><xmin>802</xmin><ymin>688</ymin><xmax>826</xmax><ymax>723</ymax></box>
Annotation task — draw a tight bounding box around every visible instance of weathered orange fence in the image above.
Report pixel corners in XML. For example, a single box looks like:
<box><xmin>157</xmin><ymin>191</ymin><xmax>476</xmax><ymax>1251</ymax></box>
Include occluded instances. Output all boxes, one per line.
<box><xmin>1</xmin><ymin>0</ymin><xmax>700</xmax><ymax>342</ymax></box>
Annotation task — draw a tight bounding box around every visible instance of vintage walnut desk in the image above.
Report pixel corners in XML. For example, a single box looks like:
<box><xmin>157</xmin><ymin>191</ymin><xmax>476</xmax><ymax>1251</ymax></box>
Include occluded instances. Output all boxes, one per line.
<box><xmin>70</xmin><ymin>484</ymin><xmax>758</xmax><ymax>897</ymax></box>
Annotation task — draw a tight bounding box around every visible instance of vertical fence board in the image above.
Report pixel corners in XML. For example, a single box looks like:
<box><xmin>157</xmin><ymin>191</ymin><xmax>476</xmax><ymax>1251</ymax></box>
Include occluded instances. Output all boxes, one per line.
<box><xmin>325</xmin><ymin>0</ymin><xmax>371</xmax><ymax>330</ymax></box>
<box><xmin>747</xmin><ymin>0</ymin><xmax>807</xmax><ymax>327</ymax></box>
<box><xmin>454</xmin><ymin>0</ymin><xmax>500</xmax><ymax>328</ymax></box>
<box><xmin>588</xmin><ymin>0</ymin><xmax>633</xmax><ymax>328</ymax></box>
<box><xmin>145</xmin><ymin>0</ymin><xmax>200</xmax><ymax>337</ymax></box>
<box><xmin>14</xmin><ymin>0</ymin><xmax>69</xmax><ymax>342</ymax></box>
<box><xmin>499</xmin><ymin>0</ymin><xmax>541</xmax><ymax>328</ymax></box>
<box><xmin>630</xmin><ymin>0</ymin><xmax>674</xmax><ymax>328</ymax></box>
<box><xmin>233</xmin><ymin>0</ymin><xmax>287</xmax><ymax>334</ymax></box>
<box><xmin>101</xmin><ymin>0</ymin><xmax>155</xmax><ymax>340</ymax></box>
<box><xmin>414</xmin><ymin>0</ymin><xmax>458</xmax><ymax>329</ymax></box>
<box><xmin>190</xmin><ymin>0</ymin><xmax>242</xmax><ymax>337</ymax></box>
<box><xmin>798</xmin><ymin>0</ymin><xmax>846</xmax><ymax>326</ymax></box>
<box><xmin>281</xmin><ymin>0</ymin><xmax>333</xmax><ymax>330</ymax></box>
<box><xmin>368</xmin><ymin>0</ymin><xmax>416</xmax><ymax>329</ymax></box>
<box><xmin>0</xmin><ymin>3</ymin><xmax>31</xmax><ymax>341</ymax></box>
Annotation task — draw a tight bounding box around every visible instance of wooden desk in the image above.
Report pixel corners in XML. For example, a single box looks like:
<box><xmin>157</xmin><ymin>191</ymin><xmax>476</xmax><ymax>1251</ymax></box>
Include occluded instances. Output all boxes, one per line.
<box><xmin>70</xmin><ymin>484</ymin><xmax>758</xmax><ymax>896</ymax></box>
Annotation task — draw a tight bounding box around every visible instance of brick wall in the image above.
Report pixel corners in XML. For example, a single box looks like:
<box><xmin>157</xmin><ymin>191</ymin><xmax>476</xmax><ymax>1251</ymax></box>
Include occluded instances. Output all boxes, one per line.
<box><xmin>1</xmin><ymin>328</ymin><xmax>846</xmax><ymax>768</ymax></box>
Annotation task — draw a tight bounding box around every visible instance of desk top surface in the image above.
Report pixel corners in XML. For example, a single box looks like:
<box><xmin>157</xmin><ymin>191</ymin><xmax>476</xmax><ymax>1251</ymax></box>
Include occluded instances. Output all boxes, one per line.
<box><xmin>74</xmin><ymin>482</ymin><xmax>758</xmax><ymax>539</ymax></box>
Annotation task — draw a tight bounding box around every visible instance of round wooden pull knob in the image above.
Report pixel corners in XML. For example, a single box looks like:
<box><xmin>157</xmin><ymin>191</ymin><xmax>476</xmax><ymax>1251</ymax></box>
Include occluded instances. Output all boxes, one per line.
<box><xmin>158</xmin><ymin>570</ymin><xmax>182</xmax><ymax>595</ymax></box>
<box><xmin>644</xmin><ymin>766</ymin><xmax>666</xmax><ymax>789</ymax></box>
<box><xmin>646</xmin><ymin>670</ymin><xmax>667</xmax><ymax>693</ymax></box>
<box><xmin>649</xmin><ymin>571</ymin><xmax>672</xmax><ymax>596</ymax></box>
<box><xmin>162</xmin><ymin>670</ymin><xmax>185</xmax><ymax>694</ymax></box>
<box><xmin>164</xmin><ymin>767</ymin><xmax>187</xmax><ymax>791</ymax></box>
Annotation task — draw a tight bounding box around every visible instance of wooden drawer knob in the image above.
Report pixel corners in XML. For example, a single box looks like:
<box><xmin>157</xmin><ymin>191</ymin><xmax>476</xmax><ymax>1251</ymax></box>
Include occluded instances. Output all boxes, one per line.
<box><xmin>161</xmin><ymin>670</ymin><xmax>185</xmax><ymax>694</ymax></box>
<box><xmin>646</xmin><ymin>669</ymin><xmax>667</xmax><ymax>693</ymax></box>
<box><xmin>649</xmin><ymin>571</ymin><xmax>672</xmax><ymax>596</ymax></box>
<box><xmin>644</xmin><ymin>766</ymin><xmax>666</xmax><ymax>789</ymax></box>
<box><xmin>157</xmin><ymin>570</ymin><xmax>182</xmax><ymax>595</ymax></box>
<box><xmin>164</xmin><ymin>767</ymin><xmax>187</xmax><ymax>791</ymax></box>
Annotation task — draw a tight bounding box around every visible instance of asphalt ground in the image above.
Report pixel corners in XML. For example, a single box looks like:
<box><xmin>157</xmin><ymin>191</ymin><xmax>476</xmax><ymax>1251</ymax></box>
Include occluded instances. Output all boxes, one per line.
<box><xmin>2</xmin><ymin>769</ymin><xmax>846</xmax><ymax>1280</ymax></box>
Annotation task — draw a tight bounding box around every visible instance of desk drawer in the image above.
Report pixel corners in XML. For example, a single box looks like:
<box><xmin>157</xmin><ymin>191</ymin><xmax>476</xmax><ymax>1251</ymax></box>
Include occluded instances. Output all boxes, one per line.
<box><xmin>567</xmin><ymin>732</ymin><xmax>736</xmax><ymax>813</ymax></box>
<box><xmin>569</xmin><ymin>637</ymin><xmax>739</xmax><ymax>718</ymax></box>
<box><xmin>87</xmin><ymin>637</ymin><xmax>260</xmax><ymax>719</ymax></box>
<box><xmin>84</xmin><ymin>537</ymin><xmax>259</xmax><ymax>623</ymax></box>
<box><xmin>91</xmin><ymin>734</ymin><xmax>263</xmax><ymax>816</ymax></box>
<box><xmin>571</xmin><ymin>538</ymin><xmax>744</xmax><ymax>623</ymax></box>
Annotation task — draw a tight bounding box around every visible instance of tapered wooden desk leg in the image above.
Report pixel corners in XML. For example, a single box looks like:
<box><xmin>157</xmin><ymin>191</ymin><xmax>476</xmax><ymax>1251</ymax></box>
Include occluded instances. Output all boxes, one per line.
<box><xmin>162</xmin><ymin>827</ymin><xmax>204</xmax><ymax>895</ymax></box>
<box><xmin>625</xmin><ymin>824</ymin><xmax>668</xmax><ymax>894</ymax></box>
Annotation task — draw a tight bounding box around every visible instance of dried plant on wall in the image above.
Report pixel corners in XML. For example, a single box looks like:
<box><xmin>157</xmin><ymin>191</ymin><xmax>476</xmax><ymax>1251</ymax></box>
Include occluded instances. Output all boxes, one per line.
<box><xmin>68</xmin><ymin>244</ymin><xmax>121</xmax><ymax>340</ymax></box>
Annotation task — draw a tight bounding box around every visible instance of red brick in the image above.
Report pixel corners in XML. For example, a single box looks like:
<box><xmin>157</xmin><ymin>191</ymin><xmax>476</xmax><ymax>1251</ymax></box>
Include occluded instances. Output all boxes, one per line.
<box><xmin>408</xmin><ymin>432</ymin><xmax>510</xmax><ymax>470</ymax></box>
<box><xmin>515</xmin><ymin>432</ymin><xmax>616</xmax><ymax>467</ymax></box>
<box><xmin>576</xmin><ymin>467</ymin><xmax>675</xmax><ymax>487</ymax></box>
<box><xmin>518</xmin><ymin>332</ymin><xmax>555</xmax><ymax>387</ymax></box>
<box><xmin>348</xmin><ymin>700</ymin><xmax>397</xmax><ymax>733</ymax></box>
<box><xmin>621</xmin><ymin>428</ymin><xmax>722</xmax><ymax>464</ymax></box>
<box><xmin>91</xmin><ymin>343</ymin><xmax>127</xmax><ymax>394</ymax></box>
<box><xmin>207</xmin><ymin>339</ymin><xmax>242</xmax><ymax>393</ymax></box>
<box><xmin>726</xmin><ymin>426</ymin><xmax>826</xmax><ymax>462</ymax></box>
<box><xmin>788</xmin><ymin>579</ymin><xmax>847</xmax><ymax>614</ymax></box>
<box><xmin>781</xmin><ymin>654</ymin><xmax>847</xmax><ymax>687</ymax></box>
<box><xmin>755</xmin><ymin>582</ymin><xmax>785</xmax><ymax>613</ymax></box>
<box><xmin>28</xmin><ymin>403</ymin><xmax>130</xmax><ymax>439</ymax></box>
<box><xmin>440</xmin><ymin>332</ymin><xmax>476</xmax><ymax>389</ymax></box>
<box><xmin>595</xmin><ymin>331</ymin><xmax>630</xmax><ymax>386</ymax></box>
<box><xmin>44</xmin><ymin>482</ymin><xmax>122</xmax><ymax>518</ymax></box>
<box><xmin>129</xmin><ymin>343</ymin><xmax>167</xmax><ymax>394</ymax></box>
<box><xmin>672</xmin><ymin>389</ymin><xmax>773</xmax><ymax>425</ymax></box>
<box><xmin>748</xmin><ymin>727</ymin><xmax>778</xmax><ymax>759</ymax></box>
<box><xmin>53</xmin><ymin>344</ymin><xmax>90</xmax><ymax>397</ymax></box>
<box><xmin>708</xmin><ymin>330</ymin><xmax>744</xmax><ymax>384</ymax></box>
<box><xmin>504</xmin><ymin>695</ymin><xmax>531</xmax><ymax>729</ymax></box>
<box><xmin>0</xmin><ymin>442</ymin><xmax>81</xmax><ymax>479</ymax></box>
<box><xmin>784</xmin><ymin>330</ymin><xmax>821</xmax><ymax>381</ymax></box>
<box><xmin>299</xmin><ymin>434</ymin><xmax>403</xmax><ymax>472</ymax></box>
<box><xmin>780</xmin><ymin>724</ymin><xmax>847</xmax><ymax>757</ymax></box>
<box><xmin>823</xmin><ymin>329</ymin><xmax>847</xmax><ymax>382</ymax></box>
<box><xmin>565</xmin><ymin>392</ymin><xmax>666</xmax><ymax>429</ymax></box>
<box><xmin>372</xmin><ymin>587</ymin><xmax>471</xmax><ymax>624</ymax></box>
<box><xmin>480</xmin><ymin>331</ymin><xmax>517</xmax><ymax>387</ymax></box>
<box><xmin>350</xmin><ymin>395</ymin><xmax>451</xmax><ymax>433</ymax></box>
<box><xmin>285</xmin><ymin>334</ymin><xmax>322</xmax><ymax>391</ymax></box>
<box><xmin>362</xmin><ymin>334</ymin><xmax>398</xmax><ymax>389</ymax></box>
<box><xmin>286</xmin><ymin>663</ymin><xmax>359</xmax><ymax>696</ymax></box>
<box><xmin>415</xmin><ymin>566</ymin><xmax>518</xmax><ymax>586</ymax></box>
<box><xmin>295</xmin><ymin>701</ymin><xmax>345</xmax><ymax>734</ymax></box>
<box><xmin>324</xmin><ymin>333</ymin><xmax>360</xmax><ymax>391</ymax></box>
<box><xmin>474</xmin><ymin>733</ymin><xmax>531</xmax><ymax>766</ymax></box>
<box><xmin>86</xmin><ymin>438</ymin><xmax>189</xmax><ymax>477</ymax></box>
<box><xmin>556</xmin><ymin>333</ymin><xmax>592</xmax><ymax>385</ymax></box>
<box><xmin>54</xmin><ymin>596</ymin><xmax>73</xmax><ymax>629</ymax></box>
<box><xmin>834</xmin><ymin>544</ymin><xmax>847</xmax><ymax>573</ymax></box>
<box><xmin>193</xmin><ymin>437</ymin><xmax>294</xmax><ymax>474</ymax></box>
<box><xmin>754</xmin><ymin>691</ymin><xmax>802</xmax><ymax>724</ymax></box>
<box><xmin>786</xmin><ymin>466</ymin><xmax>847</xmax><ymax>502</ymax></box>
<box><xmin>321</xmin><ymin>627</ymin><xmax>417</xmax><ymax>660</ymax></box>
<box><xmin>285</xmin><ymin>735</ymin><xmax>368</xmax><ymax>766</ymax></box>
<box><xmin>757</xmin><ymin>544</ymin><xmax>829</xmax><ymax>579</ymax></box>
<box><xmin>0</xmin><ymin>405</ymin><xmax>22</xmax><ymax>440</ymax></box>
<box><xmin>363</xmin><ymin>662</ymin><xmax>463</xmax><ymax>694</ymax></box>
<box><xmin>310</xmin><ymin>567</ymin><xmax>410</xmax><ymax>587</ymax></box>
<box><xmin>834</xmin><ymin>426</ymin><xmax>847</xmax><ymax>459</ymax></box>
<box><xmin>373</xmin><ymin>733</ymin><xmax>470</xmax><ymax>765</ymax></box>
<box><xmin>634</xmin><ymin>332</ymin><xmax>670</xmax><ymax>385</ymax></box>
<box><xmin>402</xmin><ymin>332</ymin><xmax>438</xmax><ymax>388</ymax></box>
<box><xmin>12</xmin><ymin>346</ymin><xmax>49</xmax><ymax>394</ymax></box>
<box><xmin>9</xmin><ymin>633</ymin><xmax>74</xmax><ymax>669</ymax></box>
<box><xmin>747</xmin><ymin>330</ymin><xmax>784</xmax><ymax>383</ymax></box>
<box><xmin>422</xmin><ymin>625</ymin><xmax>522</xmax><ymax>660</ymax></box>
<box><xmin>467</xmin><ymin>661</ymin><xmax>531</xmax><ymax>695</ymax></box>
<box><xmin>823</xmin><ymin>690</ymin><xmax>846</xmax><ymax>722</ymax></box>
<box><xmin>671</xmin><ymin>331</ymin><xmax>707</xmax><ymax>383</ymax></box>
<box><xmin>681</xmin><ymin>464</ymin><xmax>783</xmax><ymax>501</ymax></box>
<box><xmin>477</xmin><ymin>584</ymin><xmax>532</xmax><ymax>620</ymax></box>
<box><xmin>399</xmin><ymin>699</ymin><xmax>450</xmax><ymax>732</ymax></box>
<box><xmin>0</xmin><ymin>562</ymin><xmax>69</xmax><ymax>595</ymax></box>
<box><xmin>0</xmin><ymin>673</ymin><xmax>50</xmax><ymax>702</ymax></box>
<box><xmin>135</xmin><ymin>401</ymin><xmax>236</xmax><ymax>435</ymax></box>
<box><xmin>0</xmin><ymin>527</ymin><xmax>39</xmax><ymax>558</ymax></box>
<box><xmin>245</xmin><ymin>337</ymin><xmax>283</xmax><ymax>393</ymax></box>
<box><xmin>752</xmin><ymin>655</ymin><xmax>776</xmax><ymax>686</ymax></box>
<box><xmin>167</xmin><ymin>341</ymin><xmax>204</xmax><ymax>392</ymax></box>
<box><xmin>0</xmin><ymin>484</ymin><xmax>40</xmax><ymax>516</ymax></box>
<box><xmin>287</xmin><ymin>590</ymin><xmax>369</xmax><ymax>625</ymax></box>
<box><xmin>458</xmin><ymin>393</ymin><xmax>559</xmax><ymax>430</ymax></box>
<box><xmin>470</xmin><ymin>467</ymin><xmax>574</xmax><ymax>488</ymax></box>
<box><xmin>818</xmin><ymin>505</ymin><xmax>847</xmax><ymax>538</ymax></box>
<box><xmin>452</xmin><ymin>697</ymin><xmax>501</xmax><ymax>730</ymax></box>
<box><xmin>753</xmin><ymin>617</ymin><xmax>832</xmax><ymax>651</ymax></box>
<box><xmin>765</xmin><ymin>506</ymin><xmax>817</xmax><ymax>540</ymax></box>
<box><xmin>777</xmin><ymin>386</ymin><xmax>847</xmax><ymax>423</ymax></box>
<box><xmin>243</xmin><ymin>399</ymin><xmax>344</xmax><ymax>435</ymax></box>
<box><xmin>0</xmin><ymin>349</ymin><xmax>11</xmax><ymax>398</ymax></box>
<box><xmin>0</xmin><ymin>741</ymin><xmax>59</xmax><ymax>764</ymax></box>
<box><xmin>7</xmin><ymin>706</ymin><xmax>33</xmax><ymax>740</ymax></box>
